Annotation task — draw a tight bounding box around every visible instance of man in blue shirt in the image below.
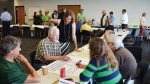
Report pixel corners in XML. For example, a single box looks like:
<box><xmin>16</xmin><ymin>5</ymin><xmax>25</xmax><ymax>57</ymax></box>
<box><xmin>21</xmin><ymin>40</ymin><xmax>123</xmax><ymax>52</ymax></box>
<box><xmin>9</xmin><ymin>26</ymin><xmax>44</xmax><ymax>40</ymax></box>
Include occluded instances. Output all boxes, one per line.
<box><xmin>0</xmin><ymin>8</ymin><xmax>12</xmax><ymax>36</ymax></box>
<box><xmin>109</xmin><ymin>11</ymin><xmax>115</xmax><ymax>24</ymax></box>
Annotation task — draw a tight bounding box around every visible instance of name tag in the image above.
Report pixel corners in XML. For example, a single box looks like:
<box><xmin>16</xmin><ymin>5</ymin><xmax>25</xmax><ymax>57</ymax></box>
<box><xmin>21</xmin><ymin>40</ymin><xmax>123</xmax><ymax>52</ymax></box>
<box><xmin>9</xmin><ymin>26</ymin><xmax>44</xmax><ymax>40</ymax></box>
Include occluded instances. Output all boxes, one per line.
<box><xmin>58</xmin><ymin>78</ymin><xmax>75</xmax><ymax>84</ymax></box>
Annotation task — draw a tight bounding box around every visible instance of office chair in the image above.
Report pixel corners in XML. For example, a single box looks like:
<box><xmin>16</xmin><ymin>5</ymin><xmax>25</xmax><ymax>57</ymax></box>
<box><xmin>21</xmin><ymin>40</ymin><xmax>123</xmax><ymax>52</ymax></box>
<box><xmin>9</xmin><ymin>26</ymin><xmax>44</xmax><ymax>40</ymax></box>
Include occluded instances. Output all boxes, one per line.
<box><xmin>30</xmin><ymin>51</ymin><xmax>43</xmax><ymax>70</ymax></box>
<box><xmin>80</xmin><ymin>30</ymin><xmax>92</xmax><ymax>44</ymax></box>
<box><xmin>125</xmin><ymin>46</ymin><xmax>142</xmax><ymax>63</ymax></box>
<box><xmin>123</xmin><ymin>75</ymin><xmax>132</xmax><ymax>84</ymax></box>
<box><xmin>23</xmin><ymin>27</ymin><xmax>31</xmax><ymax>37</ymax></box>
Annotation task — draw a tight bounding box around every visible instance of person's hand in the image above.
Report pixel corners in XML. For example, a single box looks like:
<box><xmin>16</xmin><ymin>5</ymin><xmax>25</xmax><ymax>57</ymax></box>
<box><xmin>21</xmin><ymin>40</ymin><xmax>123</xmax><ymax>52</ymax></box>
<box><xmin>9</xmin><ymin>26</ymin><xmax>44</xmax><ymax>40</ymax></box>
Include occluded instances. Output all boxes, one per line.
<box><xmin>75</xmin><ymin>48</ymin><xmax>81</xmax><ymax>52</ymax></box>
<box><xmin>16</xmin><ymin>54</ymin><xmax>28</xmax><ymax>63</ymax></box>
<box><xmin>76</xmin><ymin>61</ymin><xmax>86</xmax><ymax>69</ymax></box>
<box><xmin>61</xmin><ymin>56</ymin><xmax>70</xmax><ymax>61</ymax></box>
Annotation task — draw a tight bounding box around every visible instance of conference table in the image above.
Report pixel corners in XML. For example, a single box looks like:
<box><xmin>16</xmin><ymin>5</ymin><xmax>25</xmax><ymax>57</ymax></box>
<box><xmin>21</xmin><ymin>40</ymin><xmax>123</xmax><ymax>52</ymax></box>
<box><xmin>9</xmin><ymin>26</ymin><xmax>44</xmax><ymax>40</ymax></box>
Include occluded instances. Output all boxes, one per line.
<box><xmin>36</xmin><ymin>30</ymin><xmax>129</xmax><ymax>84</ymax></box>
<box><xmin>0</xmin><ymin>24</ymin><xmax>50</xmax><ymax>37</ymax></box>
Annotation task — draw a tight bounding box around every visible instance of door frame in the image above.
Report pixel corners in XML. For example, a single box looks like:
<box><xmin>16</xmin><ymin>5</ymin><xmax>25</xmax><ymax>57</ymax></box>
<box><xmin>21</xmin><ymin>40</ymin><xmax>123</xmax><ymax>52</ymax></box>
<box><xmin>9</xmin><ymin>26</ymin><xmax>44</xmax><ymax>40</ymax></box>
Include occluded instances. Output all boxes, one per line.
<box><xmin>57</xmin><ymin>5</ymin><xmax>81</xmax><ymax>22</ymax></box>
<box><xmin>15</xmin><ymin>6</ymin><xmax>25</xmax><ymax>24</ymax></box>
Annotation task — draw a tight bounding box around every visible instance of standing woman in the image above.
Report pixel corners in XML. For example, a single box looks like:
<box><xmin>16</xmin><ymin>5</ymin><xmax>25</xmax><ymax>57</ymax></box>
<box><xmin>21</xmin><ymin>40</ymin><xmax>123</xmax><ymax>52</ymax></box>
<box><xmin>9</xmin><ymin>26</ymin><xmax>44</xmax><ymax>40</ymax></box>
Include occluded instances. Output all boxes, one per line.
<box><xmin>50</xmin><ymin>11</ymin><xmax>79</xmax><ymax>55</ymax></box>
<box><xmin>139</xmin><ymin>12</ymin><xmax>147</xmax><ymax>40</ymax></box>
<box><xmin>78</xmin><ymin>37</ymin><xmax>122</xmax><ymax>84</ymax></box>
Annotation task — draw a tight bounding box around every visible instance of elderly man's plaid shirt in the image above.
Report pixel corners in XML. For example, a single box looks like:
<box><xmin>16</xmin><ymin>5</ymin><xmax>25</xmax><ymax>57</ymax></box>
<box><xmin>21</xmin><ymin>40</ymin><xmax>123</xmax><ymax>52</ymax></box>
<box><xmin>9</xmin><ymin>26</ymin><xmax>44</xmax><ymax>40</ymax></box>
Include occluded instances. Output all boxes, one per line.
<box><xmin>35</xmin><ymin>37</ymin><xmax>61</xmax><ymax>63</ymax></box>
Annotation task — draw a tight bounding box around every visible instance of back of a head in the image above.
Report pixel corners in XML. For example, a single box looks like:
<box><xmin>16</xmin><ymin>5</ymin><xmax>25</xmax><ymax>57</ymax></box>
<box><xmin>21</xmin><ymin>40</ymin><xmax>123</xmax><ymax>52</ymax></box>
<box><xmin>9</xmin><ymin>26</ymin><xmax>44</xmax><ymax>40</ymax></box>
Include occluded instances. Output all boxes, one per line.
<box><xmin>89</xmin><ymin>37</ymin><xmax>106</xmax><ymax>58</ymax></box>
<box><xmin>102</xmin><ymin>9</ymin><xmax>106</xmax><ymax>15</ymax></box>
<box><xmin>89</xmin><ymin>37</ymin><xmax>118</xmax><ymax>68</ymax></box>
<box><xmin>110</xmin><ymin>11</ymin><xmax>113</xmax><ymax>15</ymax></box>
<box><xmin>80</xmin><ymin>9</ymin><xmax>84</xmax><ymax>13</ymax></box>
<box><xmin>122</xmin><ymin>9</ymin><xmax>126</xmax><ymax>13</ymax></box>
<box><xmin>107</xmin><ymin>34</ymin><xmax>124</xmax><ymax>49</ymax></box>
<box><xmin>142</xmin><ymin>12</ymin><xmax>146</xmax><ymax>17</ymax></box>
<box><xmin>3</xmin><ymin>8</ymin><xmax>7</xmax><ymax>11</ymax></box>
<box><xmin>0</xmin><ymin>35</ymin><xmax>21</xmax><ymax>56</ymax></box>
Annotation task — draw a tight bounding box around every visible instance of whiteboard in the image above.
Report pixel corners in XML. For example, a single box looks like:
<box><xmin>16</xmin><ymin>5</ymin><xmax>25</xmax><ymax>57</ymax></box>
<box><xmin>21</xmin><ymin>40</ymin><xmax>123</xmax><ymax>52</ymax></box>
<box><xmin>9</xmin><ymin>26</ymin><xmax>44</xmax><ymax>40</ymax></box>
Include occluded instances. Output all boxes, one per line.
<box><xmin>28</xmin><ymin>8</ymin><xmax>39</xmax><ymax>19</ymax></box>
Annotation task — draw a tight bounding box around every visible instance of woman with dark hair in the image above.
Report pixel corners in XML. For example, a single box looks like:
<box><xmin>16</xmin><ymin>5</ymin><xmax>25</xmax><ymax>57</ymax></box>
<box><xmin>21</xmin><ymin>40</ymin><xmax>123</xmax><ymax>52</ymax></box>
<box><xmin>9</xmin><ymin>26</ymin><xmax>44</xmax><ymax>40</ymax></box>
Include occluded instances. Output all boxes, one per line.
<box><xmin>50</xmin><ymin>10</ymin><xmax>79</xmax><ymax>55</ymax></box>
<box><xmin>78</xmin><ymin>37</ymin><xmax>122</xmax><ymax>84</ymax></box>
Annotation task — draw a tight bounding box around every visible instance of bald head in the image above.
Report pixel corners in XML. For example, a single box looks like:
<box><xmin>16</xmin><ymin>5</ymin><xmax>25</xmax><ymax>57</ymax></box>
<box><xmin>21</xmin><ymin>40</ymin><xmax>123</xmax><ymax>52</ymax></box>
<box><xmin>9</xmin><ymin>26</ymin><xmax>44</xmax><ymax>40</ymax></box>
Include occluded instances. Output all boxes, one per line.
<box><xmin>102</xmin><ymin>10</ymin><xmax>106</xmax><ymax>15</ymax></box>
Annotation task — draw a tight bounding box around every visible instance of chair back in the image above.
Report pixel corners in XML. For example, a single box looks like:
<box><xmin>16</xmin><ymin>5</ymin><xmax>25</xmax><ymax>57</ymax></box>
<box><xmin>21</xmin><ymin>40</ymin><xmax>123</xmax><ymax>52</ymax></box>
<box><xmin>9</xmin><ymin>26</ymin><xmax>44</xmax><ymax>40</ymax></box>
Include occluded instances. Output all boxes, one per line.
<box><xmin>30</xmin><ymin>51</ymin><xmax>36</xmax><ymax>65</ymax></box>
<box><xmin>80</xmin><ymin>30</ymin><xmax>92</xmax><ymax>36</ymax></box>
<box><xmin>125</xmin><ymin>46</ymin><xmax>142</xmax><ymax>63</ymax></box>
<box><xmin>124</xmin><ymin>75</ymin><xmax>132</xmax><ymax>84</ymax></box>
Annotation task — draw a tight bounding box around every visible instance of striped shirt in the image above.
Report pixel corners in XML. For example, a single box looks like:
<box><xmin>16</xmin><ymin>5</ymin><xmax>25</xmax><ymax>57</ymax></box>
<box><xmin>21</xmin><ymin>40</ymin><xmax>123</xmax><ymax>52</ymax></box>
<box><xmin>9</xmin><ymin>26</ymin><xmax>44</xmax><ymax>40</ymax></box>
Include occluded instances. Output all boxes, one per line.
<box><xmin>0</xmin><ymin>11</ymin><xmax>12</xmax><ymax>21</ymax></box>
<box><xmin>35</xmin><ymin>37</ymin><xmax>61</xmax><ymax>63</ymax></box>
<box><xmin>80</xmin><ymin>58</ymin><xmax>122</xmax><ymax>84</ymax></box>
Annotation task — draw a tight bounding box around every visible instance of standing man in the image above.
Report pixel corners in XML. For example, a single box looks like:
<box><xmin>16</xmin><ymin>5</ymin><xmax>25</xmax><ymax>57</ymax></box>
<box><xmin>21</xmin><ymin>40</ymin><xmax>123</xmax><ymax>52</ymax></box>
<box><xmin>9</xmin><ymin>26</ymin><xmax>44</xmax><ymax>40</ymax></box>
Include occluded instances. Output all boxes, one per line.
<box><xmin>52</xmin><ymin>10</ymin><xmax>58</xmax><ymax>19</ymax></box>
<box><xmin>109</xmin><ymin>11</ymin><xmax>115</xmax><ymax>24</ymax></box>
<box><xmin>0</xmin><ymin>8</ymin><xmax>12</xmax><ymax>36</ymax></box>
<box><xmin>100</xmin><ymin>9</ymin><xmax>108</xmax><ymax>28</ymax></box>
<box><xmin>36</xmin><ymin>10</ymin><xmax>43</xmax><ymax>25</ymax></box>
<box><xmin>77</xmin><ymin>9</ymin><xmax>86</xmax><ymax>22</ymax></box>
<box><xmin>120</xmin><ymin>9</ymin><xmax>128</xmax><ymax>30</ymax></box>
<box><xmin>42</xmin><ymin>10</ymin><xmax>51</xmax><ymax>25</ymax></box>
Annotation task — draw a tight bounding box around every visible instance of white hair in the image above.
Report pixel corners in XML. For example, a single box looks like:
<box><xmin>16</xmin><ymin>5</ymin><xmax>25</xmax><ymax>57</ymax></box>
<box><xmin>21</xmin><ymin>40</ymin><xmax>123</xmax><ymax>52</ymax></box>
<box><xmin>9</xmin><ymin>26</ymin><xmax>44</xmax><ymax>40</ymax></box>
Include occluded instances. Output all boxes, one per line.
<box><xmin>48</xmin><ymin>26</ymin><xmax>59</xmax><ymax>37</ymax></box>
<box><xmin>107</xmin><ymin>34</ymin><xmax>124</xmax><ymax>49</ymax></box>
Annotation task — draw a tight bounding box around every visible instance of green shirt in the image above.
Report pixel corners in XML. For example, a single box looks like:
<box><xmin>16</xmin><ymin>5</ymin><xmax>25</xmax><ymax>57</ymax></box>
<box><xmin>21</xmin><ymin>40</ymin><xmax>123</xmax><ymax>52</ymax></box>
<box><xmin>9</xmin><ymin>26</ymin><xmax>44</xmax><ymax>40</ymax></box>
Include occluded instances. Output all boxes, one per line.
<box><xmin>42</xmin><ymin>15</ymin><xmax>51</xmax><ymax>22</ymax></box>
<box><xmin>0</xmin><ymin>55</ymin><xmax>28</xmax><ymax>84</ymax></box>
<box><xmin>80</xmin><ymin>58</ymin><xmax>122</xmax><ymax>84</ymax></box>
<box><xmin>77</xmin><ymin>13</ymin><xmax>86</xmax><ymax>21</ymax></box>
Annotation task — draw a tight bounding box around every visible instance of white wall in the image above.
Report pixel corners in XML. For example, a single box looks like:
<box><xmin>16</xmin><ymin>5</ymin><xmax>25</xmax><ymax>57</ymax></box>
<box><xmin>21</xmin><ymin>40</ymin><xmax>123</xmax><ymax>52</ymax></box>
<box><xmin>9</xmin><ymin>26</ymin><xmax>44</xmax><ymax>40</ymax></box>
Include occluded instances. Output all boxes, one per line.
<box><xmin>14</xmin><ymin>0</ymin><xmax>150</xmax><ymax>25</ymax></box>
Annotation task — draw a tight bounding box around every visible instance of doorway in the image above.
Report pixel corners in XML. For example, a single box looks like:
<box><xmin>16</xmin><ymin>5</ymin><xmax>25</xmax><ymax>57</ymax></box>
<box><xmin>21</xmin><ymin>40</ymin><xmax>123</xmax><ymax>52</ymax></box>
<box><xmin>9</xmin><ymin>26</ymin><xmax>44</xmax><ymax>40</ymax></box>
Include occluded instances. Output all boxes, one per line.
<box><xmin>15</xmin><ymin>6</ymin><xmax>25</xmax><ymax>25</ymax></box>
<box><xmin>57</xmin><ymin>5</ymin><xmax>81</xmax><ymax>22</ymax></box>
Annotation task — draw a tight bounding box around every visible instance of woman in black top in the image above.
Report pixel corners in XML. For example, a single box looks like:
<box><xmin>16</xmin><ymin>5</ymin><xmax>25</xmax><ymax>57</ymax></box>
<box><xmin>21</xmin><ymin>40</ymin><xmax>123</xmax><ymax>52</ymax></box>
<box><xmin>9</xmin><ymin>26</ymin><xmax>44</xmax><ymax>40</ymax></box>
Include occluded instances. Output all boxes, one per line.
<box><xmin>50</xmin><ymin>11</ymin><xmax>79</xmax><ymax>55</ymax></box>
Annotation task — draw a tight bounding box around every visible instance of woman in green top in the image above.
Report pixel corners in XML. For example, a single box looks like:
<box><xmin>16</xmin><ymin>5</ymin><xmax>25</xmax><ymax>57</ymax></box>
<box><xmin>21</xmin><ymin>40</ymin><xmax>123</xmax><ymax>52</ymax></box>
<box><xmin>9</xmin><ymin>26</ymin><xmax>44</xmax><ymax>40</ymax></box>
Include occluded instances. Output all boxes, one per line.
<box><xmin>78</xmin><ymin>37</ymin><xmax>122</xmax><ymax>84</ymax></box>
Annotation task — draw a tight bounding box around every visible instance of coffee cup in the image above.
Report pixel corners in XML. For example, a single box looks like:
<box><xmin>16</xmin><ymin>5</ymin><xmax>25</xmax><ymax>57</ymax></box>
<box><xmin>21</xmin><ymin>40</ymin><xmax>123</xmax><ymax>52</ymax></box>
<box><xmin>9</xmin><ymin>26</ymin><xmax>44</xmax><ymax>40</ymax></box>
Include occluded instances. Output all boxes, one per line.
<box><xmin>42</xmin><ymin>66</ymin><xmax>48</xmax><ymax>75</ymax></box>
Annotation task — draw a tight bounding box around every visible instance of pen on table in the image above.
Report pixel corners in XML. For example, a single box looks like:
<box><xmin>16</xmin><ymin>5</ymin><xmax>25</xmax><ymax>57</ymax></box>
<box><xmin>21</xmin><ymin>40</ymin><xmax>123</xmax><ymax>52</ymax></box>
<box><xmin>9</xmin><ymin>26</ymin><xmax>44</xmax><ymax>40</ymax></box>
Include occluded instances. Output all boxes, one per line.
<box><xmin>76</xmin><ymin>60</ymin><xmax>82</xmax><ymax>65</ymax></box>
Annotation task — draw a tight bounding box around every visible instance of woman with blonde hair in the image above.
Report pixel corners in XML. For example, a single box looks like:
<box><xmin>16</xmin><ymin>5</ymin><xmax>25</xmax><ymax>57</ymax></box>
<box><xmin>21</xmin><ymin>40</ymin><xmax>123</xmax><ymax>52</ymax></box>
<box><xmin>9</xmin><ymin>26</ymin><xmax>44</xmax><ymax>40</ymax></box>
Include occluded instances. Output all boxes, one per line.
<box><xmin>78</xmin><ymin>37</ymin><xmax>122</xmax><ymax>84</ymax></box>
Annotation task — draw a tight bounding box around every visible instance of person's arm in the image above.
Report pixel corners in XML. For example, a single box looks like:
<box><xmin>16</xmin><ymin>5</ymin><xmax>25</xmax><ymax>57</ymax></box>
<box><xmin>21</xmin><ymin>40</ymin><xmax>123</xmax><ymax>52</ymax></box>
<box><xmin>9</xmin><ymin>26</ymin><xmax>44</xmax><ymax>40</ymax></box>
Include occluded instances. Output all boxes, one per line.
<box><xmin>72</xmin><ymin>23</ymin><xmax>79</xmax><ymax>51</ymax></box>
<box><xmin>76</xmin><ymin>61</ymin><xmax>87</xmax><ymax>69</ymax></box>
<box><xmin>49</xmin><ymin>19</ymin><xmax>61</xmax><ymax>26</ymax></box>
<box><xmin>80</xmin><ymin>59</ymin><xmax>97</xmax><ymax>83</ymax></box>
<box><xmin>43</xmin><ymin>54</ymin><xmax>70</xmax><ymax>61</ymax></box>
<box><xmin>16</xmin><ymin>54</ymin><xmax>40</xmax><ymax>83</ymax></box>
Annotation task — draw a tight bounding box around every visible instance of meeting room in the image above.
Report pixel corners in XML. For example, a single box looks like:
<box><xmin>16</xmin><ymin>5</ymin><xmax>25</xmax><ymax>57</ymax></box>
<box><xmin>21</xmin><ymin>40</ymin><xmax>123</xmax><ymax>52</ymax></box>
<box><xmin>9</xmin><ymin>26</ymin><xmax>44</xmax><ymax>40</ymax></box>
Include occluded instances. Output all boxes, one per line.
<box><xmin>0</xmin><ymin>0</ymin><xmax>150</xmax><ymax>84</ymax></box>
